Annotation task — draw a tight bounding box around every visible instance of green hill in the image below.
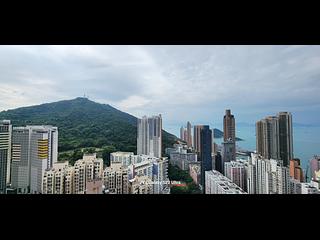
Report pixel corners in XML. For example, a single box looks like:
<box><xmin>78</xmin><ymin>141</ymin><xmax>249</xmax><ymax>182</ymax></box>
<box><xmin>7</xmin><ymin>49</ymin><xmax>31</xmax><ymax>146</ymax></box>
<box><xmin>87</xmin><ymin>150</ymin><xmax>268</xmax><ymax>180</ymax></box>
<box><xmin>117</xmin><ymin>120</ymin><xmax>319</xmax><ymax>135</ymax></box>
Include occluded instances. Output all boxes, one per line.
<box><xmin>0</xmin><ymin>97</ymin><xmax>179</xmax><ymax>164</ymax></box>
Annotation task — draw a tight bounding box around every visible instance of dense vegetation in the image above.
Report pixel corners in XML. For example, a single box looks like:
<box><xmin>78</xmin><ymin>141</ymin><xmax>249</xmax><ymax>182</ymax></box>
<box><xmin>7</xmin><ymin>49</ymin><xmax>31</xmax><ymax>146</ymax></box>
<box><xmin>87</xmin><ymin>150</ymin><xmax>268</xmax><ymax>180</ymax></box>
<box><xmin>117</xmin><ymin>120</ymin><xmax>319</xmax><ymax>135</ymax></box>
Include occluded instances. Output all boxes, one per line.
<box><xmin>0</xmin><ymin>97</ymin><xmax>178</xmax><ymax>165</ymax></box>
<box><xmin>168</xmin><ymin>164</ymin><xmax>201</xmax><ymax>194</ymax></box>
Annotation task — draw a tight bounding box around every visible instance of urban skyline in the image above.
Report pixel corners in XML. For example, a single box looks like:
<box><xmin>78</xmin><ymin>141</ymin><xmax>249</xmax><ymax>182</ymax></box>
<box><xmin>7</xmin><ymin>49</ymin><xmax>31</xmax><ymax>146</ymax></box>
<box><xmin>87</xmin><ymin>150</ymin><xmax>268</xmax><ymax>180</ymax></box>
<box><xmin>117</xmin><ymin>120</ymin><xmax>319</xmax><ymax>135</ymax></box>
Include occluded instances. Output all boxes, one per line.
<box><xmin>0</xmin><ymin>45</ymin><xmax>319</xmax><ymax>194</ymax></box>
<box><xmin>0</xmin><ymin>102</ymin><xmax>319</xmax><ymax>194</ymax></box>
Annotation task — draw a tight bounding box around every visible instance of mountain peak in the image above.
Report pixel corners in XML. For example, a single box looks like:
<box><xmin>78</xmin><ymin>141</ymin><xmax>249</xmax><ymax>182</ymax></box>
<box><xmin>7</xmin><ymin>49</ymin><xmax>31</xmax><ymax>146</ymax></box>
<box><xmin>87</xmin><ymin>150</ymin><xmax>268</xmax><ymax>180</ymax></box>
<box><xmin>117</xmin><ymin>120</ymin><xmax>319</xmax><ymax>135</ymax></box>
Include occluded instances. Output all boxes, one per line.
<box><xmin>0</xmin><ymin>98</ymin><xmax>178</xmax><ymax>156</ymax></box>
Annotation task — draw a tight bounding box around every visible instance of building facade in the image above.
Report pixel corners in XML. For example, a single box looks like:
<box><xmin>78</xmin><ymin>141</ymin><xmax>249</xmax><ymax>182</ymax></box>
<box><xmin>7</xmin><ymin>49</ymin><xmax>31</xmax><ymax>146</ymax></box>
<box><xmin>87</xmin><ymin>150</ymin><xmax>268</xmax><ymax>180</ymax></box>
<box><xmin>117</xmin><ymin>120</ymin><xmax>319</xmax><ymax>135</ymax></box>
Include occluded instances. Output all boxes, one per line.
<box><xmin>199</xmin><ymin>126</ymin><xmax>212</xmax><ymax>189</ymax></box>
<box><xmin>103</xmin><ymin>162</ymin><xmax>129</xmax><ymax>194</ymax></box>
<box><xmin>170</xmin><ymin>152</ymin><xmax>197</xmax><ymax>171</ymax></box>
<box><xmin>10</xmin><ymin>125</ymin><xmax>58</xmax><ymax>194</ymax></box>
<box><xmin>310</xmin><ymin>156</ymin><xmax>320</xmax><ymax>181</ymax></box>
<box><xmin>256</xmin><ymin>116</ymin><xmax>280</xmax><ymax>161</ymax></box>
<box><xmin>129</xmin><ymin>175</ymin><xmax>153</xmax><ymax>194</ymax></box>
<box><xmin>224</xmin><ymin>161</ymin><xmax>247</xmax><ymax>191</ymax></box>
<box><xmin>205</xmin><ymin>170</ymin><xmax>246</xmax><ymax>194</ymax></box>
<box><xmin>186</xmin><ymin>121</ymin><xmax>192</xmax><ymax>148</ymax></box>
<box><xmin>247</xmin><ymin>153</ymin><xmax>290</xmax><ymax>194</ymax></box>
<box><xmin>256</xmin><ymin>112</ymin><xmax>293</xmax><ymax>167</ymax></box>
<box><xmin>0</xmin><ymin>120</ymin><xmax>12</xmax><ymax>194</ymax></box>
<box><xmin>137</xmin><ymin>115</ymin><xmax>162</xmax><ymax>158</ymax></box>
<box><xmin>223</xmin><ymin>109</ymin><xmax>235</xmax><ymax>142</ymax></box>
<box><xmin>193</xmin><ymin>125</ymin><xmax>202</xmax><ymax>154</ymax></box>
<box><xmin>278</xmin><ymin>112</ymin><xmax>293</xmax><ymax>167</ymax></box>
<box><xmin>221</xmin><ymin>139</ymin><xmax>236</xmax><ymax>173</ymax></box>
<box><xmin>189</xmin><ymin>162</ymin><xmax>201</xmax><ymax>185</ymax></box>
<box><xmin>110</xmin><ymin>152</ymin><xmax>134</xmax><ymax>166</ymax></box>
<box><xmin>289</xmin><ymin>158</ymin><xmax>304</xmax><ymax>182</ymax></box>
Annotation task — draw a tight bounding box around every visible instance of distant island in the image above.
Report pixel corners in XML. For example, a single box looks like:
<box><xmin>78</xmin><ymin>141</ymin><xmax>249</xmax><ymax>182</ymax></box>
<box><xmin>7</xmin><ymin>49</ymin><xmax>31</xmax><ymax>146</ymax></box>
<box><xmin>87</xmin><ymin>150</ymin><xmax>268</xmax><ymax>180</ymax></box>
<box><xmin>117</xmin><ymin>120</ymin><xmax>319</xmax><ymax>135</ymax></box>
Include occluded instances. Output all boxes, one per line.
<box><xmin>213</xmin><ymin>128</ymin><xmax>243</xmax><ymax>141</ymax></box>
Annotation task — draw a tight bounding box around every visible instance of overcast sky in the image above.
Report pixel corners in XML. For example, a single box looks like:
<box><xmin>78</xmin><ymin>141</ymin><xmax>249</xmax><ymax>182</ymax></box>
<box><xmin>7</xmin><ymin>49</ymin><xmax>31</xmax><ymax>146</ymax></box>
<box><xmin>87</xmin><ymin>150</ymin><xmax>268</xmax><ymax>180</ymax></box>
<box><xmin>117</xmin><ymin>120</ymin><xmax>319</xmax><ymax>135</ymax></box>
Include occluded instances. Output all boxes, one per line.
<box><xmin>0</xmin><ymin>45</ymin><xmax>319</xmax><ymax>134</ymax></box>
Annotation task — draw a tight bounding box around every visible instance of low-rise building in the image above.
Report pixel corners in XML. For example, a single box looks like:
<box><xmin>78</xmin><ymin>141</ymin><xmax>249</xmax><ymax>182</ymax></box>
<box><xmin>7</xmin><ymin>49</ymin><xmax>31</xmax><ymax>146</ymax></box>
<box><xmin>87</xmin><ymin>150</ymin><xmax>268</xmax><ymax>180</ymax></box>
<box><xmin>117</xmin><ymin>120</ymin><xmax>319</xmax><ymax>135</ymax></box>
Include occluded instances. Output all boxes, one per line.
<box><xmin>301</xmin><ymin>183</ymin><xmax>320</xmax><ymax>194</ymax></box>
<box><xmin>170</xmin><ymin>152</ymin><xmax>197</xmax><ymax>171</ymax></box>
<box><xmin>110</xmin><ymin>152</ymin><xmax>134</xmax><ymax>166</ymax></box>
<box><xmin>129</xmin><ymin>175</ymin><xmax>153</xmax><ymax>194</ymax></box>
<box><xmin>205</xmin><ymin>170</ymin><xmax>246</xmax><ymax>194</ymax></box>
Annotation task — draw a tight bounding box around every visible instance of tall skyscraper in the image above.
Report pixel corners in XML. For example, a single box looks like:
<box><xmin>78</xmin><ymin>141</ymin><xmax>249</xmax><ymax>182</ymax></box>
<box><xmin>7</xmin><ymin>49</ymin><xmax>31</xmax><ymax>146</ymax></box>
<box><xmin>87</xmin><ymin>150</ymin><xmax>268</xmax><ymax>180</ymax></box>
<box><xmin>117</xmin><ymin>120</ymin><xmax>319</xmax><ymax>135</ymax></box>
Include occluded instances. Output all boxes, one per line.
<box><xmin>186</xmin><ymin>121</ymin><xmax>192</xmax><ymax>147</ymax></box>
<box><xmin>193</xmin><ymin>125</ymin><xmax>202</xmax><ymax>154</ymax></box>
<box><xmin>256</xmin><ymin>112</ymin><xmax>293</xmax><ymax>166</ymax></box>
<box><xmin>11</xmin><ymin>125</ymin><xmax>58</xmax><ymax>194</ymax></box>
<box><xmin>221</xmin><ymin>139</ymin><xmax>236</xmax><ymax>174</ymax></box>
<box><xmin>180</xmin><ymin>126</ymin><xmax>185</xmax><ymax>141</ymax></box>
<box><xmin>256</xmin><ymin>116</ymin><xmax>280</xmax><ymax>161</ymax></box>
<box><xmin>289</xmin><ymin>158</ymin><xmax>304</xmax><ymax>182</ymax></box>
<box><xmin>0</xmin><ymin>120</ymin><xmax>12</xmax><ymax>194</ymax></box>
<box><xmin>11</xmin><ymin>127</ymin><xmax>31</xmax><ymax>193</ymax></box>
<box><xmin>137</xmin><ymin>115</ymin><xmax>162</xmax><ymax>158</ymax></box>
<box><xmin>278</xmin><ymin>112</ymin><xmax>293</xmax><ymax>166</ymax></box>
<box><xmin>223</xmin><ymin>109</ymin><xmax>235</xmax><ymax>142</ymax></box>
<box><xmin>29</xmin><ymin>126</ymin><xmax>58</xmax><ymax>194</ymax></box>
<box><xmin>214</xmin><ymin>152</ymin><xmax>223</xmax><ymax>173</ymax></box>
<box><xmin>199</xmin><ymin>125</ymin><xmax>212</xmax><ymax>189</ymax></box>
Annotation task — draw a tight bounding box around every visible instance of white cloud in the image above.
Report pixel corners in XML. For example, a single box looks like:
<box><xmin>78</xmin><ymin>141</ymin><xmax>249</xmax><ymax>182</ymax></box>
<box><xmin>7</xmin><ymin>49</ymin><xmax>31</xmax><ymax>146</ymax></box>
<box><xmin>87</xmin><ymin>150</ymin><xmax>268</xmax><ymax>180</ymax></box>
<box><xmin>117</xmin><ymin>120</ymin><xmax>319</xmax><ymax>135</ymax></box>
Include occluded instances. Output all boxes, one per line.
<box><xmin>0</xmin><ymin>45</ymin><xmax>319</xmax><ymax>129</ymax></box>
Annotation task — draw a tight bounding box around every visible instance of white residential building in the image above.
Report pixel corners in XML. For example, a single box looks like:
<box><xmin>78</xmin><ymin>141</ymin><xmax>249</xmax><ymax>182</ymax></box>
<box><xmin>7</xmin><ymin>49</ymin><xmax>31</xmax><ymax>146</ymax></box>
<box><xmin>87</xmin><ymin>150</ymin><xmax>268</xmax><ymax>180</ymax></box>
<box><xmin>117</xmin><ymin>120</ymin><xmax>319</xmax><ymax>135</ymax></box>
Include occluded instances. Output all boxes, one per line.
<box><xmin>301</xmin><ymin>183</ymin><xmax>320</xmax><ymax>194</ymax></box>
<box><xmin>110</xmin><ymin>151</ymin><xmax>134</xmax><ymax>166</ymax></box>
<box><xmin>10</xmin><ymin>125</ymin><xmax>58</xmax><ymax>194</ymax></box>
<box><xmin>247</xmin><ymin>153</ymin><xmax>290</xmax><ymax>194</ymax></box>
<box><xmin>224</xmin><ymin>161</ymin><xmax>247</xmax><ymax>191</ymax></box>
<box><xmin>205</xmin><ymin>170</ymin><xmax>247</xmax><ymax>194</ymax></box>
<box><xmin>137</xmin><ymin>115</ymin><xmax>162</xmax><ymax>158</ymax></box>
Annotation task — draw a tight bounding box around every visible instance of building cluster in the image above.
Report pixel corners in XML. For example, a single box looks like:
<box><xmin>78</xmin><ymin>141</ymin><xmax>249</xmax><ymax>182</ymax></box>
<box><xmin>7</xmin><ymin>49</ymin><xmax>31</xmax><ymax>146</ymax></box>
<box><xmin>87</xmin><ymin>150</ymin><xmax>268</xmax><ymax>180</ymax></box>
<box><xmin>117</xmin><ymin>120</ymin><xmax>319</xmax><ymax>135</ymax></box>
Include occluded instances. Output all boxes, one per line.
<box><xmin>0</xmin><ymin>114</ymin><xmax>170</xmax><ymax>194</ymax></box>
<box><xmin>256</xmin><ymin>112</ymin><xmax>293</xmax><ymax>167</ymax></box>
<box><xmin>105</xmin><ymin>153</ymin><xmax>169</xmax><ymax>194</ymax></box>
<box><xmin>1</xmin><ymin>107</ymin><xmax>319</xmax><ymax>195</ymax></box>
<box><xmin>42</xmin><ymin>153</ymin><xmax>103</xmax><ymax>194</ymax></box>
<box><xmin>166</xmin><ymin>143</ymin><xmax>197</xmax><ymax>171</ymax></box>
<box><xmin>174</xmin><ymin>109</ymin><xmax>319</xmax><ymax>195</ymax></box>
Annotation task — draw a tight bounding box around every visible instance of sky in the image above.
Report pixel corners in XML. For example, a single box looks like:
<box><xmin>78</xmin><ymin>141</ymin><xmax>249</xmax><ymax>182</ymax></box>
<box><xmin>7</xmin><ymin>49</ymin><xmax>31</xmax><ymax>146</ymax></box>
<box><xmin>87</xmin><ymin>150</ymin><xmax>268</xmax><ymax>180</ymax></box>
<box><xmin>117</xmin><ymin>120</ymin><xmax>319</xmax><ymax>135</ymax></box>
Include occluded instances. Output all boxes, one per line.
<box><xmin>0</xmin><ymin>45</ymin><xmax>320</xmax><ymax>136</ymax></box>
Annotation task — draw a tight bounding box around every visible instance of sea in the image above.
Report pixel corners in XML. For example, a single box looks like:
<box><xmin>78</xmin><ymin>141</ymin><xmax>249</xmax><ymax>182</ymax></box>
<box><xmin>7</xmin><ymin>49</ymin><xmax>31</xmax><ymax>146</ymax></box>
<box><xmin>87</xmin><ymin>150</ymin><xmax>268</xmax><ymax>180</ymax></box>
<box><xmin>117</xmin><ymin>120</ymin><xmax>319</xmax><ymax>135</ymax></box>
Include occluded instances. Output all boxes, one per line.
<box><xmin>214</xmin><ymin>126</ymin><xmax>320</xmax><ymax>174</ymax></box>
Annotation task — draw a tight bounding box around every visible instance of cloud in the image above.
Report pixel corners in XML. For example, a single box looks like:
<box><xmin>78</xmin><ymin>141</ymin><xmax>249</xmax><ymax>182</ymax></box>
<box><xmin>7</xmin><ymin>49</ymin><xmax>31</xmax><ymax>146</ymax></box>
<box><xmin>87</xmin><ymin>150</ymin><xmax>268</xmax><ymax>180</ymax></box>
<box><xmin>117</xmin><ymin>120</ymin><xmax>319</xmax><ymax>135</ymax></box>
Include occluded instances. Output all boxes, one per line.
<box><xmin>0</xmin><ymin>45</ymin><xmax>320</xmax><ymax>133</ymax></box>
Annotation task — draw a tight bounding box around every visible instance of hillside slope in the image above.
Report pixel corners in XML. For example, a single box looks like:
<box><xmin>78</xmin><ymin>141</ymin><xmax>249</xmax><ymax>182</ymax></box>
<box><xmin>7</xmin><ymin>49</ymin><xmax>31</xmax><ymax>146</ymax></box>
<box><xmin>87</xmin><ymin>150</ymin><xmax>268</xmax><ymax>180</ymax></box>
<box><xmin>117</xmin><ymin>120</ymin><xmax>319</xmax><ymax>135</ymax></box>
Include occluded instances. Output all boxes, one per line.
<box><xmin>0</xmin><ymin>97</ymin><xmax>178</xmax><ymax>155</ymax></box>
